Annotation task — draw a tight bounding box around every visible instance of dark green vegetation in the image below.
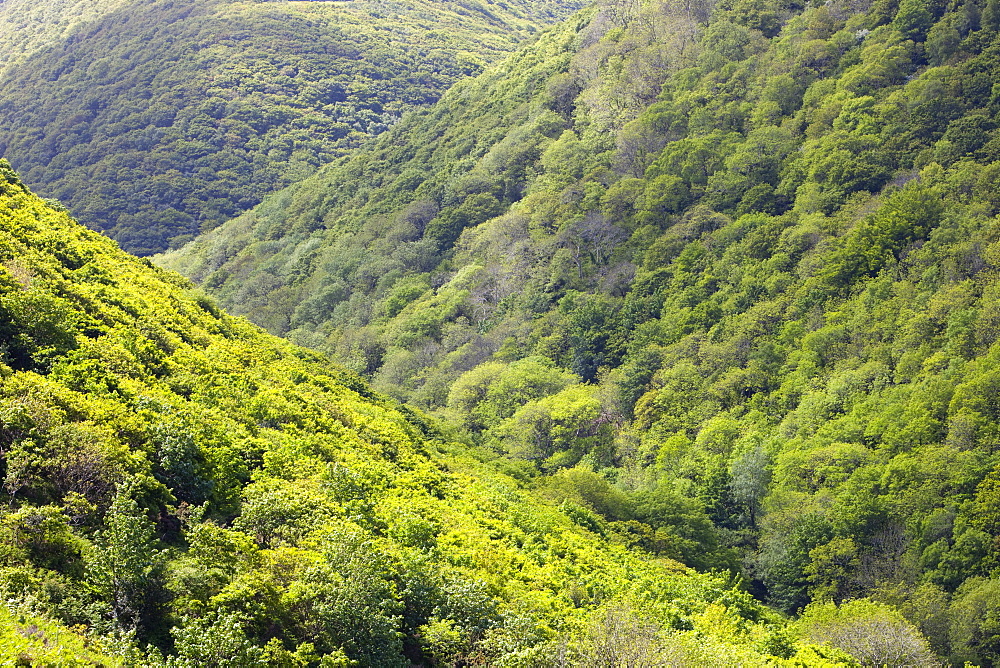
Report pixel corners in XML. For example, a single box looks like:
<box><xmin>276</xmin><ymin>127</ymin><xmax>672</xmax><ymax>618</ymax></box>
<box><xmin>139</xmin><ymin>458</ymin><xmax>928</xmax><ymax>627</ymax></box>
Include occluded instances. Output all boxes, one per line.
<box><xmin>0</xmin><ymin>0</ymin><xmax>130</xmax><ymax>78</ymax></box>
<box><xmin>0</xmin><ymin>162</ymin><xmax>881</xmax><ymax>666</ymax></box>
<box><xmin>162</xmin><ymin>0</ymin><xmax>1000</xmax><ymax>663</ymax></box>
<box><xmin>0</xmin><ymin>0</ymin><xmax>582</xmax><ymax>256</ymax></box>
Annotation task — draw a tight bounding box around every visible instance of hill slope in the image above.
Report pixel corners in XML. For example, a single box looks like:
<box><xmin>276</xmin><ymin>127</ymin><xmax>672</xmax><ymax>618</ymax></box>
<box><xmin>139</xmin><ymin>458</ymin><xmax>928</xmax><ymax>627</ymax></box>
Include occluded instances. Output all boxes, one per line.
<box><xmin>0</xmin><ymin>159</ymin><xmax>859</xmax><ymax>666</ymax></box>
<box><xmin>162</xmin><ymin>0</ymin><xmax>1000</xmax><ymax>662</ymax></box>
<box><xmin>0</xmin><ymin>0</ymin><xmax>132</xmax><ymax>78</ymax></box>
<box><xmin>0</xmin><ymin>0</ymin><xmax>582</xmax><ymax>256</ymax></box>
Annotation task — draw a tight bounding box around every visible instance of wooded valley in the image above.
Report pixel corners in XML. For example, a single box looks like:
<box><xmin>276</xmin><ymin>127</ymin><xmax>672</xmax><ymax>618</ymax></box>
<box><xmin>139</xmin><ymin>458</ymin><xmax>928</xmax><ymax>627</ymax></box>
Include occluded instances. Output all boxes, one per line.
<box><xmin>3</xmin><ymin>0</ymin><xmax>1000</xmax><ymax>664</ymax></box>
<box><xmin>0</xmin><ymin>0</ymin><xmax>581</xmax><ymax>255</ymax></box>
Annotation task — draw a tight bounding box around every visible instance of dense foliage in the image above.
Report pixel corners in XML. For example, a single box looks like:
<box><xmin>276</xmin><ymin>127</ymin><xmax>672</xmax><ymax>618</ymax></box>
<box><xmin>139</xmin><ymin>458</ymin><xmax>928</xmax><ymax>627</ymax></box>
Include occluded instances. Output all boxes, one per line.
<box><xmin>0</xmin><ymin>161</ymin><xmax>860</xmax><ymax>666</ymax></box>
<box><xmin>0</xmin><ymin>0</ymin><xmax>582</xmax><ymax>256</ymax></box>
<box><xmin>0</xmin><ymin>0</ymin><xmax>131</xmax><ymax>78</ymax></box>
<box><xmin>162</xmin><ymin>0</ymin><xmax>1000</xmax><ymax>663</ymax></box>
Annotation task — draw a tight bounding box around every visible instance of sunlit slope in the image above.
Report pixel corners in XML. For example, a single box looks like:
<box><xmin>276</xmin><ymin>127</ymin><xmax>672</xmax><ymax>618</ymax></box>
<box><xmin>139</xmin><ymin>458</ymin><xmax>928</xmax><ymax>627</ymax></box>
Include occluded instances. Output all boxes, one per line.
<box><xmin>161</xmin><ymin>0</ymin><xmax>1000</xmax><ymax>662</ymax></box>
<box><xmin>0</xmin><ymin>159</ymin><xmax>849</xmax><ymax>666</ymax></box>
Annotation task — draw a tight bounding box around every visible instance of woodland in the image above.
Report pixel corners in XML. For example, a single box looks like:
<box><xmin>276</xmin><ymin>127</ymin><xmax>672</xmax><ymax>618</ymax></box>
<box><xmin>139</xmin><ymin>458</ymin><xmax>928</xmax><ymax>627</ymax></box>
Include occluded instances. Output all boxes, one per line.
<box><xmin>2</xmin><ymin>0</ymin><xmax>1000</xmax><ymax>664</ymax></box>
<box><xmin>0</xmin><ymin>0</ymin><xmax>581</xmax><ymax>255</ymax></box>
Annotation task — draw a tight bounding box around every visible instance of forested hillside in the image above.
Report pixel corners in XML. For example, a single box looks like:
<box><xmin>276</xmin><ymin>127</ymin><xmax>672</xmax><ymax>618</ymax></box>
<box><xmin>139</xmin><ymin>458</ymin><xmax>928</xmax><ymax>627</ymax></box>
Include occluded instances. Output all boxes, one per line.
<box><xmin>0</xmin><ymin>0</ymin><xmax>131</xmax><ymax>78</ymax></box>
<box><xmin>0</xmin><ymin>161</ymin><xmax>892</xmax><ymax>666</ymax></box>
<box><xmin>0</xmin><ymin>0</ymin><xmax>582</xmax><ymax>256</ymax></box>
<box><xmin>162</xmin><ymin>0</ymin><xmax>1000</xmax><ymax>663</ymax></box>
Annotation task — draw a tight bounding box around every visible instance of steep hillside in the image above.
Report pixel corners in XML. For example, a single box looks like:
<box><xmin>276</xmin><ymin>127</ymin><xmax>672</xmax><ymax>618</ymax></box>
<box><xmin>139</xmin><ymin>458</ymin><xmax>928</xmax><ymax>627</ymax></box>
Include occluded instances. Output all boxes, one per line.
<box><xmin>0</xmin><ymin>0</ymin><xmax>131</xmax><ymax>78</ymax></box>
<box><xmin>163</xmin><ymin>0</ymin><xmax>1000</xmax><ymax>662</ymax></box>
<box><xmin>0</xmin><ymin>160</ymin><xmax>871</xmax><ymax>666</ymax></box>
<box><xmin>0</xmin><ymin>0</ymin><xmax>583</xmax><ymax>256</ymax></box>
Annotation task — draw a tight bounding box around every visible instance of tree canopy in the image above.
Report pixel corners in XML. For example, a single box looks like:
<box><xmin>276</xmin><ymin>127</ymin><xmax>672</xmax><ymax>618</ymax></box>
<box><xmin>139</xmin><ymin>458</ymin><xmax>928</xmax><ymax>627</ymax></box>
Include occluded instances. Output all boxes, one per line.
<box><xmin>0</xmin><ymin>0</ymin><xmax>584</xmax><ymax>255</ymax></box>
<box><xmin>160</xmin><ymin>0</ymin><xmax>1000</xmax><ymax>662</ymax></box>
<box><xmin>0</xmin><ymin>159</ymin><xmax>835</xmax><ymax>666</ymax></box>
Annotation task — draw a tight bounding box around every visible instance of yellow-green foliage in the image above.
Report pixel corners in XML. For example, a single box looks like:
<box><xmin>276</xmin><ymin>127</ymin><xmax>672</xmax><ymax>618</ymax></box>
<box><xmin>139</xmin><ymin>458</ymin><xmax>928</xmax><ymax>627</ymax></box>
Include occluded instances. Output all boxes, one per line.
<box><xmin>793</xmin><ymin>600</ymin><xmax>936</xmax><ymax>666</ymax></box>
<box><xmin>0</xmin><ymin>162</ymin><xmax>824</xmax><ymax>665</ymax></box>
<box><xmin>163</xmin><ymin>0</ymin><xmax>1000</xmax><ymax>662</ymax></box>
<box><xmin>0</xmin><ymin>606</ymin><xmax>122</xmax><ymax>666</ymax></box>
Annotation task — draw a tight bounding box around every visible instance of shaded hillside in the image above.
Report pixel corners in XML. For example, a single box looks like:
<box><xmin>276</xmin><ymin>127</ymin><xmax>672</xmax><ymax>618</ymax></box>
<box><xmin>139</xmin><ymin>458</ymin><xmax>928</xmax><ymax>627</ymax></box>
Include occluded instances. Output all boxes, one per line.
<box><xmin>0</xmin><ymin>160</ymin><xmax>866</xmax><ymax>666</ymax></box>
<box><xmin>0</xmin><ymin>0</ymin><xmax>132</xmax><ymax>78</ymax></box>
<box><xmin>0</xmin><ymin>0</ymin><xmax>582</xmax><ymax>256</ymax></box>
<box><xmin>163</xmin><ymin>0</ymin><xmax>1000</xmax><ymax>662</ymax></box>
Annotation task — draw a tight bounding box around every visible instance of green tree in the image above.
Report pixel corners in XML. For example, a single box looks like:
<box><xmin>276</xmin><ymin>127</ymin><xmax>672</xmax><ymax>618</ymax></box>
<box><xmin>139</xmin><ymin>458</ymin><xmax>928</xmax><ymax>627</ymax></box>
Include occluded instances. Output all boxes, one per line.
<box><xmin>804</xmin><ymin>537</ymin><xmax>860</xmax><ymax>603</ymax></box>
<box><xmin>729</xmin><ymin>445</ymin><xmax>771</xmax><ymax>528</ymax></box>
<box><xmin>86</xmin><ymin>483</ymin><xmax>163</xmax><ymax>632</ymax></box>
<box><xmin>447</xmin><ymin>357</ymin><xmax>577</xmax><ymax>433</ymax></box>
<box><xmin>795</xmin><ymin>599</ymin><xmax>936</xmax><ymax>666</ymax></box>
<box><xmin>949</xmin><ymin>578</ymin><xmax>1000</xmax><ymax>666</ymax></box>
<box><xmin>167</xmin><ymin>611</ymin><xmax>264</xmax><ymax>668</ymax></box>
<box><xmin>893</xmin><ymin>0</ymin><xmax>934</xmax><ymax>41</ymax></box>
<box><xmin>493</xmin><ymin>384</ymin><xmax>606</xmax><ymax>469</ymax></box>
